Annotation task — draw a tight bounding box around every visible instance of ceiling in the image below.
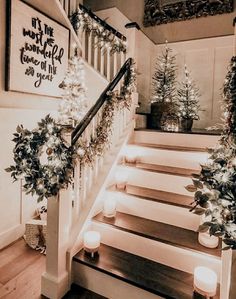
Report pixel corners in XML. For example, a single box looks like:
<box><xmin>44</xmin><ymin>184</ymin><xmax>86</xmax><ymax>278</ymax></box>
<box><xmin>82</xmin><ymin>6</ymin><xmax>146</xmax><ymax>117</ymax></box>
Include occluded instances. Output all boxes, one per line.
<box><xmin>84</xmin><ymin>0</ymin><xmax>236</xmax><ymax>44</ymax></box>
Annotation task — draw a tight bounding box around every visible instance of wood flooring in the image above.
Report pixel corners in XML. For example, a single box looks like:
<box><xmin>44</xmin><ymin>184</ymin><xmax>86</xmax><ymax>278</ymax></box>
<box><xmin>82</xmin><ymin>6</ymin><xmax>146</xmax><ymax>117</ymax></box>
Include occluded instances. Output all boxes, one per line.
<box><xmin>0</xmin><ymin>238</ymin><xmax>104</xmax><ymax>299</ymax></box>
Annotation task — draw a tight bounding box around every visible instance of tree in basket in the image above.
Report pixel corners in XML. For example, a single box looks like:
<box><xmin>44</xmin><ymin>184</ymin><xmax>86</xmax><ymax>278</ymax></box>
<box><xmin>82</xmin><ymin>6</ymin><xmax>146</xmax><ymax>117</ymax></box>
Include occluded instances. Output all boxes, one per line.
<box><xmin>58</xmin><ymin>53</ymin><xmax>87</xmax><ymax>127</ymax></box>
<box><xmin>151</xmin><ymin>42</ymin><xmax>177</xmax><ymax>129</ymax></box>
<box><xmin>177</xmin><ymin>64</ymin><xmax>200</xmax><ymax>131</ymax></box>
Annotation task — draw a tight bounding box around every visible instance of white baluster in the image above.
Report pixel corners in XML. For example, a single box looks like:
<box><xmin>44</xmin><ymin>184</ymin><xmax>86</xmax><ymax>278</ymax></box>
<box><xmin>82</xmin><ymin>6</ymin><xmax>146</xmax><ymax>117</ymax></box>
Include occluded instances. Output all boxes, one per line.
<box><xmin>107</xmin><ymin>47</ymin><xmax>111</xmax><ymax>81</ymax></box>
<box><xmin>88</xmin><ymin>32</ymin><xmax>92</xmax><ymax>65</ymax></box>
<box><xmin>64</xmin><ymin>0</ymin><xmax>69</xmax><ymax>16</ymax></box>
<box><xmin>94</xmin><ymin>36</ymin><xmax>98</xmax><ymax>70</ymax></box>
<box><xmin>100</xmin><ymin>42</ymin><xmax>105</xmax><ymax>76</ymax></box>
<box><xmin>113</xmin><ymin>52</ymin><xmax>118</xmax><ymax>77</ymax></box>
<box><xmin>120</xmin><ymin>50</ymin><xmax>126</xmax><ymax>66</ymax></box>
<box><xmin>81</xmin><ymin>30</ymin><xmax>86</xmax><ymax>60</ymax></box>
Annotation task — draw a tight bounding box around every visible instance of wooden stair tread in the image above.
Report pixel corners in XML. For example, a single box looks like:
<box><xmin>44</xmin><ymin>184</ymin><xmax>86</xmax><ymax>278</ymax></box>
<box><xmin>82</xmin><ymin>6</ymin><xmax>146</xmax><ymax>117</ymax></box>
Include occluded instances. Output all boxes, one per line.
<box><xmin>126</xmin><ymin>184</ymin><xmax>193</xmax><ymax>209</ymax></box>
<box><xmin>73</xmin><ymin>244</ymin><xmax>220</xmax><ymax>299</ymax></box>
<box><xmin>131</xmin><ymin>142</ymin><xmax>207</xmax><ymax>152</ymax></box>
<box><xmin>63</xmin><ymin>284</ymin><xmax>107</xmax><ymax>299</ymax></box>
<box><xmin>126</xmin><ymin>162</ymin><xmax>198</xmax><ymax>177</ymax></box>
<box><xmin>93</xmin><ymin>212</ymin><xmax>221</xmax><ymax>258</ymax></box>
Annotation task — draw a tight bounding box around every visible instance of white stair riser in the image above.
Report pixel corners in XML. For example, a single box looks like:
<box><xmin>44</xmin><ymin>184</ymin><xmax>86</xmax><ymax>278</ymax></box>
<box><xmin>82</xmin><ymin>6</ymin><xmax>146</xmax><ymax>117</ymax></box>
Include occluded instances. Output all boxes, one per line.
<box><xmin>91</xmin><ymin>222</ymin><xmax>221</xmax><ymax>282</ymax></box>
<box><xmin>73</xmin><ymin>262</ymin><xmax>163</xmax><ymax>299</ymax></box>
<box><xmin>122</xmin><ymin>145</ymin><xmax>209</xmax><ymax>170</ymax></box>
<box><xmin>113</xmin><ymin>166</ymin><xmax>193</xmax><ymax>197</ymax></box>
<box><xmin>133</xmin><ymin>131</ymin><xmax>219</xmax><ymax>149</ymax></box>
<box><xmin>106</xmin><ymin>191</ymin><xmax>199</xmax><ymax>231</ymax></box>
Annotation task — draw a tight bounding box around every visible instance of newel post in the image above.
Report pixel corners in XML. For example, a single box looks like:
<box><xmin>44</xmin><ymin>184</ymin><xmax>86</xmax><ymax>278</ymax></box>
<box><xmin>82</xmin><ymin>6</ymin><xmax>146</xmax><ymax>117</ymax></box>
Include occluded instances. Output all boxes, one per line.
<box><xmin>41</xmin><ymin>132</ymin><xmax>73</xmax><ymax>299</ymax></box>
<box><xmin>125</xmin><ymin>22</ymin><xmax>140</xmax><ymax>61</ymax></box>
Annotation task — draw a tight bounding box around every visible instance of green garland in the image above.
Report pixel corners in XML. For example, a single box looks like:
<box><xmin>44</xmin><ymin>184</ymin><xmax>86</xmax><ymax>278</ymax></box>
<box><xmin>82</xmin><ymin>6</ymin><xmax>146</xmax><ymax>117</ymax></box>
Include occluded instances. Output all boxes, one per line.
<box><xmin>76</xmin><ymin>61</ymin><xmax>136</xmax><ymax>166</ymax></box>
<box><xmin>187</xmin><ymin>56</ymin><xmax>236</xmax><ymax>249</ymax></box>
<box><xmin>6</xmin><ymin>115</ymin><xmax>75</xmax><ymax>202</ymax></box>
<box><xmin>6</xmin><ymin>61</ymin><xmax>136</xmax><ymax>200</ymax></box>
<box><xmin>70</xmin><ymin>9</ymin><xmax>126</xmax><ymax>54</ymax></box>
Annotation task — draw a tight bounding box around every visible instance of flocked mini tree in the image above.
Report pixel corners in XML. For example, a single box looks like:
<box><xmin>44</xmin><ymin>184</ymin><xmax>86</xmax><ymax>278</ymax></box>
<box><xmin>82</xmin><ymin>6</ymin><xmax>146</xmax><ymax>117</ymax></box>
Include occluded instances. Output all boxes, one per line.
<box><xmin>177</xmin><ymin>64</ymin><xmax>200</xmax><ymax>121</ymax></box>
<box><xmin>152</xmin><ymin>43</ymin><xmax>177</xmax><ymax>106</ymax></box>
<box><xmin>187</xmin><ymin>56</ymin><xmax>236</xmax><ymax>249</ymax></box>
<box><xmin>58</xmin><ymin>53</ymin><xmax>87</xmax><ymax>127</ymax></box>
<box><xmin>150</xmin><ymin>42</ymin><xmax>177</xmax><ymax>129</ymax></box>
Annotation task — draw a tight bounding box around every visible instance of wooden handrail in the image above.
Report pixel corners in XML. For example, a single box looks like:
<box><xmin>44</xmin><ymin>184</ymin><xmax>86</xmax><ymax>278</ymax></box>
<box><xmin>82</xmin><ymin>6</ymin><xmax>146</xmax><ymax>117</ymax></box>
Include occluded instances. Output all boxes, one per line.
<box><xmin>71</xmin><ymin>58</ymin><xmax>132</xmax><ymax>145</ymax></box>
<box><xmin>77</xmin><ymin>4</ymin><xmax>126</xmax><ymax>41</ymax></box>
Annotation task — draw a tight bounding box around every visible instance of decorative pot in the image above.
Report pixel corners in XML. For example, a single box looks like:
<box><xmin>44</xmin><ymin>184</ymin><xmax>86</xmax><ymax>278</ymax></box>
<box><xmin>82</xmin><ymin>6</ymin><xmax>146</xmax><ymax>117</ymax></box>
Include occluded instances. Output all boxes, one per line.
<box><xmin>180</xmin><ymin>118</ymin><xmax>193</xmax><ymax>131</ymax></box>
<box><xmin>150</xmin><ymin>102</ymin><xmax>171</xmax><ymax>129</ymax></box>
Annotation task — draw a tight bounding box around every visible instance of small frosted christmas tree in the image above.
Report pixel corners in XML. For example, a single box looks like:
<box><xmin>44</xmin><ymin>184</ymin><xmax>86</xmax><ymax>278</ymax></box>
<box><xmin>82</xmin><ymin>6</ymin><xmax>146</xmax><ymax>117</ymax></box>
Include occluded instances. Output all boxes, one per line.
<box><xmin>150</xmin><ymin>42</ymin><xmax>177</xmax><ymax>129</ymax></box>
<box><xmin>58</xmin><ymin>53</ymin><xmax>87</xmax><ymax>126</ymax></box>
<box><xmin>177</xmin><ymin>65</ymin><xmax>200</xmax><ymax>121</ymax></box>
<box><xmin>187</xmin><ymin>56</ymin><xmax>236</xmax><ymax>249</ymax></box>
<box><xmin>152</xmin><ymin>42</ymin><xmax>176</xmax><ymax>105</ymax></box>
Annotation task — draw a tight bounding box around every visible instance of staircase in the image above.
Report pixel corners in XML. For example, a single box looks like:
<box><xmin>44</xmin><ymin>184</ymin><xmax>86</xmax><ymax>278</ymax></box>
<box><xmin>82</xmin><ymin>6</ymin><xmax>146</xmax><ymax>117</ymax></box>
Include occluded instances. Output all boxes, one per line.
<box><xmin>39</xmin><ymin>2</ymin><xmax>235</xmax><ymax>299</ymax></box>
<box><xmin>71</xmin><ymin>130</ymin><xmax>222</xmax><ymax>299</ymax></box>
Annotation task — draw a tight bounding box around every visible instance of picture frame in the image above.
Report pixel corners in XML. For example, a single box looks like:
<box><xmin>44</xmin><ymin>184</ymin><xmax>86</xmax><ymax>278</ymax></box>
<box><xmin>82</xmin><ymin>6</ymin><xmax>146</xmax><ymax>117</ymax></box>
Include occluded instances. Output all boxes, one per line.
<box><xmin>5</xmin><ymin>0</ymin><xmax>70</xmax><ymax>98</ymax></box>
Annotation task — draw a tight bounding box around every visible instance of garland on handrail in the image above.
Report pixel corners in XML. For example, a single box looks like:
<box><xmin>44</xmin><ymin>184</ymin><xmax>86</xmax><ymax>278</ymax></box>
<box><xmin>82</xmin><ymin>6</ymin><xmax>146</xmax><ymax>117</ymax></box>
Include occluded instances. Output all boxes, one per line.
<box><xmin>71</xmin><ymin>8</ymin><xmax>127</xmax><ymax>54</ymax></box>
<box><xmin>6</xmin><ymin>61</ymin><xmax>136</xmax><ymax>200</ymax></box>
<box><xmin>75</xmin><ymin>60</ymin><xmax>136</xmax><ymax>166</ymax></box>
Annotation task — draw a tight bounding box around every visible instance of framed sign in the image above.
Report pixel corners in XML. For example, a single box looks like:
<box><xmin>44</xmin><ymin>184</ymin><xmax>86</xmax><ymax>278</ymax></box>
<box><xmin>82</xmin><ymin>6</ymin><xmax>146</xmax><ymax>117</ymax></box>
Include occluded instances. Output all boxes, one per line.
<box><xmin>6</xmin><ymin>0</ymin><xmax>70</xmax><ymax>97</ymax></box>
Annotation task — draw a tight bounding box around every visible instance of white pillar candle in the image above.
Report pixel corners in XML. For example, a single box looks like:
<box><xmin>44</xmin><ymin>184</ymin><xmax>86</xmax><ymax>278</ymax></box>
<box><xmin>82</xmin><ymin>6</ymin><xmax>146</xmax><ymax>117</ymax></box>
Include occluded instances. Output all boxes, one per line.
<box><xmin>125</xmin><ymin>151</ymin><xmax>137</xmax><ymax>164</ymax></box>
<box><xmin>103</xmin><ymin>197</ymin><xmax>116</xmax><ymax>218</ymax></box>
<box><xmin>194</xmin><ymin>266</ymin><xmax>217</xmax><ymax>297</ymax></box>
<box><xmin>115</xmin><ymin>169</ymin><xmax>128</xmax><ymax>190</ymax></box>
<box><xmin>198</xmin><ymin>232</ymin><xmax>219</xmax><ymax>248</ymax></box>
<box><xmin>83</xmin><ymin>231</ymin><xmax>101</xmax><ymax>257</ymax></box>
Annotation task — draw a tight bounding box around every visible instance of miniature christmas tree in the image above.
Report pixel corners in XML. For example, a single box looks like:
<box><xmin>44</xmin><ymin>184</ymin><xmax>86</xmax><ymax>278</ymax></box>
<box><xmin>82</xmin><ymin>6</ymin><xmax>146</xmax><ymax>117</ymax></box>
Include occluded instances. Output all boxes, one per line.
<box><xmin>150</xmin><ymin>42</ymin><xmax>177</xmax><ymax>129</ymax></box>
<box><xmin>187</xmin><ymin>56</ymin><xmax>236</xmax><ymax>249</ymax></box>
<box><xmin>152</xmin><ymin>42</ymin><xmax>177</xmax><ymax>105</ymax></box>
<box><xmin>177</xmin><ymin>65</ymin><xmax>200</xmax><ymax>121</ymax></box>
<box><xmin>58</xmin><ymin>53</ymin><xmax>87</xmax><ymax>127</ymax></box>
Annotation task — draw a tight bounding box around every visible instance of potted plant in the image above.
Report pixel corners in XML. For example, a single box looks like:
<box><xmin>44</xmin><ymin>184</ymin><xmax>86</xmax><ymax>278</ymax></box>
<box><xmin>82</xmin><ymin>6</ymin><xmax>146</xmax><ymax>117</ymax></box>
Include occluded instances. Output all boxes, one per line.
<box><xmin>177</xmin><ymin>65</ymin><xmax>200</xmax><ymax>131</ymax></box>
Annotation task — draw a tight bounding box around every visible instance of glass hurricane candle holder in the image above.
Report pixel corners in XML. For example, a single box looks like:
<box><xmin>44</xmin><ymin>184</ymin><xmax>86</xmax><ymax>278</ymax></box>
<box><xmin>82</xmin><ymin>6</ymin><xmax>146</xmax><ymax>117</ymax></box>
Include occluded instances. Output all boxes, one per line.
<box><xmin>194</xmin><ymin>266</ymin><xmax>217</xmax><ymax>297</ymax></box>
<box><xmin>83</xmin><ymin>231</ymin><xmax>101</xmax><ymax>258</ymax></box>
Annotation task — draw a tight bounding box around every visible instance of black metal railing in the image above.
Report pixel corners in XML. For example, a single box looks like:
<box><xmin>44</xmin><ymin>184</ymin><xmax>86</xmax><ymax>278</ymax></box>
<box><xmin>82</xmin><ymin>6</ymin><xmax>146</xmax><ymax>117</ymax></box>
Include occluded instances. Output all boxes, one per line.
<box><xmin>76</xmin><ymin>4</ymin><xmax>126</xmax><ymax>41</ymax></box>
<box><xmin>71</xmin><ymin>58</ymin><xmax>132</xmax><ymax>145</ymax></box>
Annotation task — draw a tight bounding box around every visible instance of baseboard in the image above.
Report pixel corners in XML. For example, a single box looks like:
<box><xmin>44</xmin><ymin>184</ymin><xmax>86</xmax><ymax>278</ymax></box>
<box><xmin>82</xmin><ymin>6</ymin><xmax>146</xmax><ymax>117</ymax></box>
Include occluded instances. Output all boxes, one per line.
<box><xmin>0</xmin><ymin>224</ymin><xmax>25</xmax><ymax>250</ymax></box>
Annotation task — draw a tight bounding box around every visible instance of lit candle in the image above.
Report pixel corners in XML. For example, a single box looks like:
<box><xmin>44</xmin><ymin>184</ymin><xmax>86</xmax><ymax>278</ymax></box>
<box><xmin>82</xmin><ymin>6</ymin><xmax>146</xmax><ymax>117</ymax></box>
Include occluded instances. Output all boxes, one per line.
<box><xmin>125</xmin><ymin>150</ymin><xmax>138</xmax><ymax>164</ymax></box>
<box><xmin>194</xmin><ymin>266</ymin><xmax>217</xmax><ymax>297</ymax></box>
<box><xmin>103</xmin><ymin>196</ymin><xmax>116</xmax><ymax>218</ymax></box>
<box><xmin>115</xmin><ymin>169</ymin><xmax>128</xmax><ymax>190</ymax></box>
<box><xmin>198</xmin><ymin>232</ymin><xmax>219</xmax><ymax>248</ymax></box>
<box><xmin>83</xmin><ymin>231</ymin><xmax>101</xmax><ymax>258</ymax></box>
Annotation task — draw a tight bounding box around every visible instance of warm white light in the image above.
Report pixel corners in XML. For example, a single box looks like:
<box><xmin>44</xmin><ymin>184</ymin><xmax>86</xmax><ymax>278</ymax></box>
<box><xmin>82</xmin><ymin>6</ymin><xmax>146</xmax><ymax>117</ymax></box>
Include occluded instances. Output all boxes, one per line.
<box><xmin>115</xmin><ymin>169</ymin><xmax>128</xmax><ymax>190</ymax></box>
<box><xmin>198</xmin><ymin>232</ymin><xmax>219</xmax><ymax>248</ymax></box>
<box><xmin>83</xmin><ymin>231</ymin><xmax>101</xmax><ymax>257</ymax></box>
<box><xmin>124</xmin><ymin>148</ymin><xmax>139</xmax><ymax>163</ymax></box>
<box><xmin>103</xmin><ymin>195</ymin><xmax>116</xmax><ymax>218</ymax></box>
<box><xmin>194</xmin><ymin>266</ymin><xmax>217</xmax><ymax>296</ymax></box>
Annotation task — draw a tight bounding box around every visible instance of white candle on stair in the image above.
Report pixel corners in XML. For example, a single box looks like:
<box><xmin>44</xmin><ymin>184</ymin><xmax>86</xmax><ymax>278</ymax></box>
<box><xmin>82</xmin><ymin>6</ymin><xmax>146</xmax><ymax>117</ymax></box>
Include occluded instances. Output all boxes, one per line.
<box><xmin>103</xmin><ymin>196</ymin><xmax>116</xmax><ymax>218</ymax></box>
<box><xmin>194</xmin><ymin>266</ymin><xmax>217</xmax><ymax>297</ymax></box>
<box><xmin>83</xmin><ymin>231</ymin><xmax>101</xmax><ymax>258</ymax></box>
<box><xmin>115</xmin><ymin>169</ymin><xmax>128</xmax><ymax>190</ymax></box>
<box><xmin>198</xmin><ymin>232</ymin><xmax>219</xmax><ymax>248</ymax></box>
